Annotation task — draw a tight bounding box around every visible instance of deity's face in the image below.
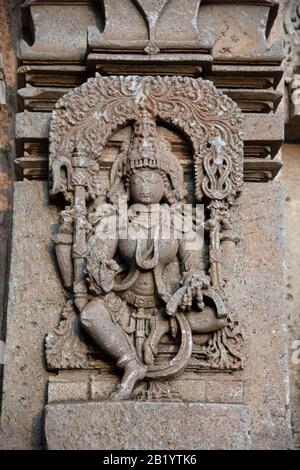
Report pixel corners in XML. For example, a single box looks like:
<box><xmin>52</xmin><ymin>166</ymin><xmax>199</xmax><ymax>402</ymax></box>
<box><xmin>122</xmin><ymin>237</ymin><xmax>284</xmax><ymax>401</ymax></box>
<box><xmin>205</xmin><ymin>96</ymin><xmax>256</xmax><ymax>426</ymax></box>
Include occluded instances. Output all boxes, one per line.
<box><xmin>129</xmin><ymin>168</ymin><xmax>165</xmax><ymax>205</ymax></box>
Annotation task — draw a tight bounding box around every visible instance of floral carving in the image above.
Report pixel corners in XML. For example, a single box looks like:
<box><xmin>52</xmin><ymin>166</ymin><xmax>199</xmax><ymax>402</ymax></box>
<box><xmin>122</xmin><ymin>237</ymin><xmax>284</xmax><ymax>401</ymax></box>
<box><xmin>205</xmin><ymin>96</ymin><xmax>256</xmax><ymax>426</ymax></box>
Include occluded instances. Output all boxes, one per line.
<box><xmin>50</xmin><ymin>75</ymin><xmax>243</xmax><ymax>203</ymax></box>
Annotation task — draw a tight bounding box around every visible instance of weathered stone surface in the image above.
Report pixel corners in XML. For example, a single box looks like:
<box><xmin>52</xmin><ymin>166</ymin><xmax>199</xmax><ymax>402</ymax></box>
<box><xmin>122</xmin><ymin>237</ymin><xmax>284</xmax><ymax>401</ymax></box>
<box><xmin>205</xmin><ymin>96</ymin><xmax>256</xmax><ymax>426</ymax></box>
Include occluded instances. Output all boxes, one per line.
<box><xmin>15</xmin><ymin>111</ymin><xmax>50</xmax><ymax>141</ymax></box>
<box><xmin>48</xmin><ymin>377</ymin><xmax>90</xmax><ymax>404</ymax></box>
<box><xmin>15</xmin><ymin>111</ymin><xmax>284</xmax><ymax>145</ymax></box>
<box><xmin>0</xmin><ymin>0</ymin><xmax>293</xmax><ymax>452</ymax></box>
<box><xmin>0</xmin><ymin>181</ymin><xmax>65</xmax><ymax>450</ymax></box>
<box><xmin>48</xmin><ymin>375</ymin><xmax>245</xmax><ymax>404</ymax></box>
<box><xmin>282</xmin><ymin>144</ymin><xmax>300</xmax><ymax>449</ymax></box>
<box><xmin>199</xmin><ymin>3</ymin><xmax>283</xmax><ymax>63</ymax></box>
<box><xmin>226</xmin><ymin>181</ymin><xmax>292</xmax><ymax>449</ymax></box>
<box><xmin>284</xmin><ymin>0</ymin><xmax>300</xmax><ymax>141</ymax></box>
<box><xmin>206</xmin><ymin>381</ymin><xmax>243</xmax><ymax>404</ymax></box>
<box><xmin>87</xmin><ymin>0</ymin><xmax>213</xmax><ymax>73</ymax></box>
<box><xmin>45</xmin><ymin>402</ymin><xmax>251</xmax><ymax>450</ymax></box>
<box><xmin>20</xmin><ymin>1</ymin><xmax>103</xmax><ymax>62</ymax></box>
<box><xmin>18</xmin><ymin>85</ymin><xmax>283</xmax><ymax>114</ymax></box>
<box><xmin>0</xmin><ymin>181</ymin><xmax>291</xmax><ymax>449</ymax></box>
<box><xmin>0</xmin><ymin>0</ymin><xmax>20</xmax><ymax>355</ymax></box>
<box><xmin>14</xmin><ymin>111</ymin><xmax>284</xmax><ymax>184</ymax></box>
<box><xmin>244</xmin><ymin>113</ymin><xmax>284</xmax><ymax>152</ymax></box>
<box><xmin>88</xmin><ymin>0</ymin><xmax>212</xmax><ymax>50</ymax></box>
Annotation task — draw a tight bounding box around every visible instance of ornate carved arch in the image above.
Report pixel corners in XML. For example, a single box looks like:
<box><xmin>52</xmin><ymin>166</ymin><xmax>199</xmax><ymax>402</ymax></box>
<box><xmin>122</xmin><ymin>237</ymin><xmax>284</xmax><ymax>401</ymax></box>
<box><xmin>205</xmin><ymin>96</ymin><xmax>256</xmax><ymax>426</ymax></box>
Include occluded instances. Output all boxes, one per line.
<box><xmin>49</xmin><ymin>75</ymin><xmax>243</xmax><ymax>204</ymax></box>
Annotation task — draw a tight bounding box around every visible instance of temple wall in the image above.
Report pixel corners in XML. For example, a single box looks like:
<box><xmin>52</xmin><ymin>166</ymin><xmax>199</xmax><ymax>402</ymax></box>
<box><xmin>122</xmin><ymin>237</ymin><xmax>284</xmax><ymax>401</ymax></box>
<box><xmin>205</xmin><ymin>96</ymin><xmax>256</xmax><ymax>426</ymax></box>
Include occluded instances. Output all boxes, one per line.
<box><xmin>0</xmin><ymin>0</ymin><xmax>299</xmax><ymax>450</ymax></box>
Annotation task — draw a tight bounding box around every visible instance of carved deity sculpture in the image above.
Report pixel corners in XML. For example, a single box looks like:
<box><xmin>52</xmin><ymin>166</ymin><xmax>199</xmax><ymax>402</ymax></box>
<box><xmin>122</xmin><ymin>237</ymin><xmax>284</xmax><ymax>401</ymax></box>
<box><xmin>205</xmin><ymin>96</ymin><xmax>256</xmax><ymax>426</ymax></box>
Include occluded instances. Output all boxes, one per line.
<box><xmin>48</xmin><ymin>75</ymin><xmax>244</xmax><ymax>399</ymax></box>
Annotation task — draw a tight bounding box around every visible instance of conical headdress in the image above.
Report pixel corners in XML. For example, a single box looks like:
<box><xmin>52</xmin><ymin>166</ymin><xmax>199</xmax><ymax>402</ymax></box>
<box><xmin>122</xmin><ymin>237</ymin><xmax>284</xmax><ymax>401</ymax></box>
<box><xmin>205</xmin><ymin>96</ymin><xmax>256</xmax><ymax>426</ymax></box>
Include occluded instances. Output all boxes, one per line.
<box><xmin>109</xmin><ymin>111</ymin><xmax>187</xmax><ymax>202</ymax></box>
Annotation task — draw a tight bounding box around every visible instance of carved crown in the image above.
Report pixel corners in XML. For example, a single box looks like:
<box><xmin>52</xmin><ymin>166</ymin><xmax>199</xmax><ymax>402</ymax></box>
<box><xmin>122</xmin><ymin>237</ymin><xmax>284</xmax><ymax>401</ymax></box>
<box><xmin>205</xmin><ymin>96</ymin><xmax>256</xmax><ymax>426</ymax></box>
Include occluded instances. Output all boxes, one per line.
<box><xmin>49</xmin><ymin>75</ymin><xmax>243</xmax><ymax>205</ymax></box>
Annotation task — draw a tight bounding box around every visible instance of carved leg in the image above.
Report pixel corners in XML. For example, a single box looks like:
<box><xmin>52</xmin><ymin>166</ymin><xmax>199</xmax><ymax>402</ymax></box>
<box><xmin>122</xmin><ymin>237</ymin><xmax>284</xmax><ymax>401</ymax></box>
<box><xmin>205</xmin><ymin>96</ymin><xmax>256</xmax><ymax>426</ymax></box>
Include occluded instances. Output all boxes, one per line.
<box><xmin>143</xmin><ymin>316</ymin><xmax>170</xmax><ymax>365</ymax></box>
<box><xmin>80</xmin><ymin>298</ymin><xmax>147</xmax><ymax>400</ymax></box>
<box><xmin>81</xmin><ymin>298</ymin><xmax>132</xmax><ymax>358</ymax></box>
<box><xmin>111</xmin><ymin>357</ymin><xmax>147</xmax><ymax>401</ymax></box>
<box><xmin>186</xmin><ymin>306</ymin><xmax>226</xmax><ymax>334</ymax></box>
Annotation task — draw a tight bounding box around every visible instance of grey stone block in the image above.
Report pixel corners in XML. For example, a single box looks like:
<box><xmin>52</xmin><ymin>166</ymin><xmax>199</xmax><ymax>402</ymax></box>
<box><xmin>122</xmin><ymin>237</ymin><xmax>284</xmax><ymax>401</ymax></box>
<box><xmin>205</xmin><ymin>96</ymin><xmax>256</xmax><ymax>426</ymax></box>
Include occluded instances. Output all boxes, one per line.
<box><xmin>0</xmin><ymin>182</ymin><xmax>65</xmax><ymax>450</ymax></box>
<box><xmin>45</xmin><ymin>401</ymin><xmax>251</xmax><ymax>450</ymax></box>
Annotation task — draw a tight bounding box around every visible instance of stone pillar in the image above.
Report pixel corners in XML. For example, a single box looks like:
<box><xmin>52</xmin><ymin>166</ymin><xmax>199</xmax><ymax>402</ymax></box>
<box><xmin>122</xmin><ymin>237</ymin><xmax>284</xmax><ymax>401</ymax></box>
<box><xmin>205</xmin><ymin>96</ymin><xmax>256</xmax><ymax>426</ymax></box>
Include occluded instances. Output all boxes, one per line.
<box><xmin>282</xmin><ymin>0</ymin><xmax>300</xmax><ymax>450</ymax></box>
<box><xmin>0</xmin><ymin>0</ymin><xmax>20</xmax><ymax>373</ymax></box>
<box><xmin>282</xmin><ymin>143</ymin><xmax>300</xmax><ymax>450</ymax></box>
<box><xmin>0</xmin><ymin>0</ymin><xmax>292</xmax><ymax>450</ymax></box>
<box><xmin>284</xmin><ymin>0</ymin><xmax>300</xmax><ymax>141</ymax></box>
<box><xmin>0</xmin><ymin>50</ymin><xmax>9</xmax><ymax>344</ymax></box>
<box><xmin>0</xmin><ymin>0</ymin><xmax>20</xmax><ymax>448</ymax></box>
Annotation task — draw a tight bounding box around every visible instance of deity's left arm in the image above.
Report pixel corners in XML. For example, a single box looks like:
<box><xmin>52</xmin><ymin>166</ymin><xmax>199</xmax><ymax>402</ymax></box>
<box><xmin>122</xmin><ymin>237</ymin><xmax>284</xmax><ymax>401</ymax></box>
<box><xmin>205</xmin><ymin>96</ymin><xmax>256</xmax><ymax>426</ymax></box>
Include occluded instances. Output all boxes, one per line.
<box><xmin>166</xmin><ymin>229</ymin><xmax>210</xmax><ymax>316</ymax></box>
<box><xmin>85</xmin><ymin>205</ymin><xmax>120</xmax><ymax>295</ymax></box>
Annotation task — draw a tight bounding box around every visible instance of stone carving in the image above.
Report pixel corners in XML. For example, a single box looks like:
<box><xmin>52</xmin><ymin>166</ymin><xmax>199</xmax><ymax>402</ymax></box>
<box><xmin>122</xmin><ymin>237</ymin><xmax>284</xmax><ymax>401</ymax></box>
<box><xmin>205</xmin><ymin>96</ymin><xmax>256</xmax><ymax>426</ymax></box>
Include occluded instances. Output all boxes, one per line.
<box><xmin>20</xmin><ymin>0</ymin><xmax>102</xmax><ymax>62</ymax></box>
<box><xmin>88</xmin><ymin>0</ymin><xmax>211</xmax><ymax>54</ymax></box>
<box><xmin>284</xmin><ymin>0</ymin><xmax>300</xmax><ymax>82</ymax></box>
<box><xmin>284</xmin><ymin>0</ymin><xmax>300</xmax><ymax>139</ymax></box>
<box><xmin>48</xmin><ymin>75</ymin><xmax>243</xmax><ymax>399</ymax></box>
<box><xmin>46</xmin><ymin>300</ymin><xmax>94</xmax><ymax>370</ymax></box>
<box><xmin>197</xmin><ymin>0</ymin><xmax>283</xmax><ymax>63</ymax></box>
<box><xmin>46</xmin><ymin>300</ymin><xmax>244</xmax><ymax>372</ymax></box>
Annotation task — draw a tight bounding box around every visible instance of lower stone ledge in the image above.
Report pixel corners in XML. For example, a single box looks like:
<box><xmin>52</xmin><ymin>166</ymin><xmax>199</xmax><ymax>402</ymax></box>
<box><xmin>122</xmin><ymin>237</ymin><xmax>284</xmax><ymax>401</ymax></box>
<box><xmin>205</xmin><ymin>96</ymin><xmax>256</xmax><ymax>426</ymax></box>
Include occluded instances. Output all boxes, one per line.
<box><xmin>44</xmin><ymin>402</ymin><xmax>251</xmax><ymax>450</ymax></box>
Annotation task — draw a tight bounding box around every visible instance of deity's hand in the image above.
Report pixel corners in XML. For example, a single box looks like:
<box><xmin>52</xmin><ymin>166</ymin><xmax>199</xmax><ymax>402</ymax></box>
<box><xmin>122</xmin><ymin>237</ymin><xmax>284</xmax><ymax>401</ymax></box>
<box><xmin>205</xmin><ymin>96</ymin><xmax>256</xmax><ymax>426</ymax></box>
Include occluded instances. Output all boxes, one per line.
<box><xmin>181</xmin><ymin>272</ymin><xmax>210</xmax><ymax>310</ymax></box>
<box><xmin>166</xmin><ymin>272</ymin><xmax>210</xmax><ymax>316</ymax></box>
<box><xmin>86</xmin><ymin>244</ymin><xmax>120</xmax><ymax>294</ymax></box>
<box><xmin>99</xmin><ymin>253</ymin><xmax>120</xmax><ymax>293</ymax></box>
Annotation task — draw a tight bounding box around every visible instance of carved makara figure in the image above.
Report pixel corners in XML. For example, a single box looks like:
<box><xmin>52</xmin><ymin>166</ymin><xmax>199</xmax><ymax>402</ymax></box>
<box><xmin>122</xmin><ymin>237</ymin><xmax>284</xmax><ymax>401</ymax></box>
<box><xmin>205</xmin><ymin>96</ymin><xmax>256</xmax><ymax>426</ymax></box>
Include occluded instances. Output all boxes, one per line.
<box><xmin>49</xmin><ymin>75</ymin><xmax>244</xmax><ymax>399</ymax></box>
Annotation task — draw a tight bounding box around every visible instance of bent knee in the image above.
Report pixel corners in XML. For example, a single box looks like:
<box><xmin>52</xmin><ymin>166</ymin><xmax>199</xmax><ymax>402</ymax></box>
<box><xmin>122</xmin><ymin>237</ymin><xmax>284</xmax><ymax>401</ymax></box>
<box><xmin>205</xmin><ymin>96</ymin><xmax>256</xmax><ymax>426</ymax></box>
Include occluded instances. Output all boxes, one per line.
<box><xmin>80</xmin><ymin>298</ymin><xmax>107</xmax><ymax>326</ymax></box>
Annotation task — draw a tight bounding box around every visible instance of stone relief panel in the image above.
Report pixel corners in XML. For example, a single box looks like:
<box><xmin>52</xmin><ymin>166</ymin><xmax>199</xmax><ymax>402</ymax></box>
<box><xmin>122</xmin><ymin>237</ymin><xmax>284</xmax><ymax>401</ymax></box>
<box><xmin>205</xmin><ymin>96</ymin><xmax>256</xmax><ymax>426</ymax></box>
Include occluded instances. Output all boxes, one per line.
<box><xmin>46</xmin><ymin>75</ymin><xmax>244</xmax><ymax>400</ymax></box>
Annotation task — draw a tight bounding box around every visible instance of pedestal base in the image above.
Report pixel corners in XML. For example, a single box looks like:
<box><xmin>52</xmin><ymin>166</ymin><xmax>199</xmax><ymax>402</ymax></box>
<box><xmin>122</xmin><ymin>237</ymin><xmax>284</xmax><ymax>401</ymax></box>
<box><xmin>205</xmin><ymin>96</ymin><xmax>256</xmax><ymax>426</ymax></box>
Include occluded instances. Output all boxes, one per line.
<box><xmin>44</xmin><ymin>401</ymin><xmax>251</xmax><ymax>450</ymax></box>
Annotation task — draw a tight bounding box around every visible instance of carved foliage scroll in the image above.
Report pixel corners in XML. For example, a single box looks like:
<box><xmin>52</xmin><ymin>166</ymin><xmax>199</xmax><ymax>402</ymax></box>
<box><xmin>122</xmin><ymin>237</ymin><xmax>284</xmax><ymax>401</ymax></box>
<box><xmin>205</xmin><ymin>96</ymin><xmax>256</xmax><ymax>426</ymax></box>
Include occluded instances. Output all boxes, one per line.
<box><xmin>49</xmin><ymin>75</ymin><xmax>243</xmax><ymax>205</ymax></box>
